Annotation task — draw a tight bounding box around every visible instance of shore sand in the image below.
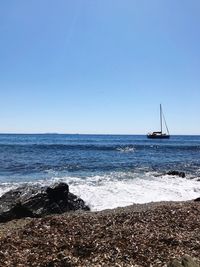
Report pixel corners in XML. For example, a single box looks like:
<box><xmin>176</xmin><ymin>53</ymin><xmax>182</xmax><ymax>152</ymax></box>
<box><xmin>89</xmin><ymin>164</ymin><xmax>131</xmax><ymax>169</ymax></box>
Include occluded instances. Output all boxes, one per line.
<box><xmin>0</xmin><ymin>201</ymin><xmax>200</xmax><ymax>266</ymax></box>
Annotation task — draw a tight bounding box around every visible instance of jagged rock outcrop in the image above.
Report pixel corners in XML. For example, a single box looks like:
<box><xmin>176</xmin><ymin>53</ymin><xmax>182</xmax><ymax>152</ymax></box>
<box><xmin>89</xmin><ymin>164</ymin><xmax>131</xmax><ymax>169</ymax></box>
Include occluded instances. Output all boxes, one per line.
<box><xmin>0</xmin><ymin>182</ymin><xmax>90</xmax><ymax>223</ymax></box>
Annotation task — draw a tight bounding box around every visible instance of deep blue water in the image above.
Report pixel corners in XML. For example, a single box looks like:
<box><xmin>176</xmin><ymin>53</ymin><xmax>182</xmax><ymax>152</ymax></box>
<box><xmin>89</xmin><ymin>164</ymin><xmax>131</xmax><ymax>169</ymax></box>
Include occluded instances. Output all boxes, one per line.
<box><xmin>1</xmin><ymin>134</ymin><xmax>200</xmax><ymax>210</ymax></box>
<box><xmin>0</xmin><ymin>134</ymin><xmax>200</xmax><ymax>182</ymax></box>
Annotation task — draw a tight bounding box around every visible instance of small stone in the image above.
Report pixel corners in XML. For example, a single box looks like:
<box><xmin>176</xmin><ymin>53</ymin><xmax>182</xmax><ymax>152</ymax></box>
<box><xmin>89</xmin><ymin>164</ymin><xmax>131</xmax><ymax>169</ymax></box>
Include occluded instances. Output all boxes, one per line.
<box><xmin>167</xmin><ymin>259</ymin><xmax>183</xmax><ymax>267</ymax></box>
<box><xmin>182</xmin><ymin>255</ymin><xmax>199</xmax><ymax>267</ymax></box>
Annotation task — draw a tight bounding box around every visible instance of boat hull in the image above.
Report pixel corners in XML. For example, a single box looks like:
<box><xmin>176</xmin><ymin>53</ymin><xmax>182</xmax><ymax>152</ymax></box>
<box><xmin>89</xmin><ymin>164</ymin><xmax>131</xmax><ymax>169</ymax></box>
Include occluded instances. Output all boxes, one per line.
<box><xmin>147</xmin><ymin>134</ymin><xmax>170</xmax><ymax>139</ymax></box>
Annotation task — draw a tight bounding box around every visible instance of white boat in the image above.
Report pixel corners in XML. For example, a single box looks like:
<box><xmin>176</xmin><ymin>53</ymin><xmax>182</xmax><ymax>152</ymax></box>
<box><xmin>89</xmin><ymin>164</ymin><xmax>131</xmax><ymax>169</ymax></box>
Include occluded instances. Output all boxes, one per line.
<box><xmin>147</xmin><ymin>104</ymin><xmax>170</xmax><ymax>139</ymax></box>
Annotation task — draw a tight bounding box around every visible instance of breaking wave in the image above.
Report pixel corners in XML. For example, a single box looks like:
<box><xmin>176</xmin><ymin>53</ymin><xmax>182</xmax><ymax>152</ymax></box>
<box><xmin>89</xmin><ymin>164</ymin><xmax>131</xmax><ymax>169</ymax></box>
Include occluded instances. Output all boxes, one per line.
<box><xmin>1</xmin><ymin>171</ymin><xmax>200</xmax><ymax>211</ymax></box>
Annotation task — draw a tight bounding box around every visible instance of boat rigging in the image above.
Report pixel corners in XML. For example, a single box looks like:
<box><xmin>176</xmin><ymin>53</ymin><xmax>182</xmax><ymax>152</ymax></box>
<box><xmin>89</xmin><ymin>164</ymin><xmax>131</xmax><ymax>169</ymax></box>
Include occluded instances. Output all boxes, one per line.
<box><xmin>147</xmin><ymin>104</ymin><xmax>170</xmax><ymax>139</ymax></box>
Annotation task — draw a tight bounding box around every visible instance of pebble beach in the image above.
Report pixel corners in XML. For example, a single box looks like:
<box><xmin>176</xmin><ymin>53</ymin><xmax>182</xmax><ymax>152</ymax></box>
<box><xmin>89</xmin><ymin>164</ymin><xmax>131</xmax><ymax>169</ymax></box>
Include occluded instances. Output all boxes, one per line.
<box><xmin>0</xmin><ymin>200</ymin><xmax>200</xmax><ymax>267</ymax></box>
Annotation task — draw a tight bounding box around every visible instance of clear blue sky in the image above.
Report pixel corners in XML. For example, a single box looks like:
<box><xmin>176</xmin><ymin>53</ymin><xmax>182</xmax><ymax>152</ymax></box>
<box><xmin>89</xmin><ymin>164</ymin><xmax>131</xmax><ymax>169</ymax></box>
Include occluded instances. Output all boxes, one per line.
<box><xmin>1</xmin><ymin>0</ymin><xmax>200</xmax><ymax>134</ymax></box>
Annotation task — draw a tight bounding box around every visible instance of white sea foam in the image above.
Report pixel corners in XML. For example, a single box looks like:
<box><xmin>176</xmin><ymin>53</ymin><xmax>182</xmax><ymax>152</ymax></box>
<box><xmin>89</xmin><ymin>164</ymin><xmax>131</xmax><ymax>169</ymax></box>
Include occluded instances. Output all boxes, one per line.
<box><xmin>116</xmin><ymin>146</ymin><xmax>135</xmax><ymax>153</ymax></box>
<box><xmin>1</xmin><ymin>172</ymin><xmax>200</xmax><ymax>211</ymax></box>
<box><xmin>0</xmin><ymin>183</ymin><xmax>19</xmax><ymax>197</ymax></box>
<box><xmin>49</xmin><ymin>172</ymin><xmax>200</xmax><ymax>211</ymax></box>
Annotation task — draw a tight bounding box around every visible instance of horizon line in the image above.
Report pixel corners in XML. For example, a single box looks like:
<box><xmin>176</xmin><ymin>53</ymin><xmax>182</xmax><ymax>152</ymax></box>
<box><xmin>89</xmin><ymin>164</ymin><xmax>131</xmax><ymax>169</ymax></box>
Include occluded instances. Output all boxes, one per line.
<box><xmin>0</xmin><ymin>132</ymin><xmax>200</xmax><ymax>136</ymax></box>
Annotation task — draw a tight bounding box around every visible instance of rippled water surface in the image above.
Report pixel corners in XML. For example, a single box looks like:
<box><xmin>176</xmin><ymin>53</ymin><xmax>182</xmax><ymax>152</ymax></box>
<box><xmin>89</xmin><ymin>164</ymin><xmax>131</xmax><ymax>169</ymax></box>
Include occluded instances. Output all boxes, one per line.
<box><xmin>0</xmin><ymin>134</ymin><xmax>200</xmax><ymax>210</ymax></box>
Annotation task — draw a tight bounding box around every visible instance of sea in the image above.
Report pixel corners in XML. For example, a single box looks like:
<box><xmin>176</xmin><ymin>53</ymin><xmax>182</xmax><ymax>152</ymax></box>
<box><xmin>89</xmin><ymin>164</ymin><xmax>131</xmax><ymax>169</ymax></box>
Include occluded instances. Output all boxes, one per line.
<box><xmin>0</xmin><ymin>134</ymin><xmax>200</xmax><ymax>211</ymax></box>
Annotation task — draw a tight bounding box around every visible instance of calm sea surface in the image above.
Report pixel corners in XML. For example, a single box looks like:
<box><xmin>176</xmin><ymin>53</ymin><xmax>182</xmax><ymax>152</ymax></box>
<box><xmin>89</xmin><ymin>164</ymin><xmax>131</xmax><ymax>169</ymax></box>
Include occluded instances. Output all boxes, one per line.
<box><xmin>0</xmin><ymin>134</ymin><xmax>200</xmax><ymax>210</ymax></box>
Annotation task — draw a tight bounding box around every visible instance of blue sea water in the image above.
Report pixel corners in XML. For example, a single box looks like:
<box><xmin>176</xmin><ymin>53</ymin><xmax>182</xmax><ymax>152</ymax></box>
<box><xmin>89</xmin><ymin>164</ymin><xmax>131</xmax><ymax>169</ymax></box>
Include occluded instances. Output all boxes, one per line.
<box><xmin>0</xmin><ymin>134</ymin><xmax>200</xmax><ymax>210</ymax></box>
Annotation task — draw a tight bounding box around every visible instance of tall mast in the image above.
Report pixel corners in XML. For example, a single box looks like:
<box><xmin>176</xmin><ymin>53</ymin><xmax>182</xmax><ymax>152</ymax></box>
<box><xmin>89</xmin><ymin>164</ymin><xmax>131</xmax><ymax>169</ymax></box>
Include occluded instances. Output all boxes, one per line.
<box><xmin>160</xmin><ymin>104</ymin><xmax>162</xmax><ymax>134</ymax></box>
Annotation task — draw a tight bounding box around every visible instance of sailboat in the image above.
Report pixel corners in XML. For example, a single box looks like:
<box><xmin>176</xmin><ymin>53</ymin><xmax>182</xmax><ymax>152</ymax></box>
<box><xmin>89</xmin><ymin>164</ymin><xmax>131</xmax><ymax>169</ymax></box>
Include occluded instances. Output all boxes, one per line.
<box><xmin>147</xmin><ymin>104</ymin><xmax>170</xmax><ymax>139</ymax></box>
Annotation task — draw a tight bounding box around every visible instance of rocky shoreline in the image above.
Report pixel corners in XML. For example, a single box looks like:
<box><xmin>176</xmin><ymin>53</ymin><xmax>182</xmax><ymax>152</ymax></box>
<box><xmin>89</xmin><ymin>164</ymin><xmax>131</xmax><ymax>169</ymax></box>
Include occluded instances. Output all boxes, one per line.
<box><xmin>0</xmin><ymin>183</ymin><xmax>90</xmax><ymax>223</ymax></box>
<box><xmin>0</xmin><ymin>199</ymin><xmax>200</xmax><ymax>266</ymax></box>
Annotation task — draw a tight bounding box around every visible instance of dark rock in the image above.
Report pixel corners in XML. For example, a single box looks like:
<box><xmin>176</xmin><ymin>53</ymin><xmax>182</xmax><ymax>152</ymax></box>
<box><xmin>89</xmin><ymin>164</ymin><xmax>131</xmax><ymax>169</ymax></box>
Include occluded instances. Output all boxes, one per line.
<box><xmin>194</xmin><ymin>197</ymin><xmax>200</xmax><ymax>202</ymax></box>
<box><xmin>46</xmin><ymin>183</ymin><xmax>69</xmax><ymax>202</ymax></box>
<box><xmin>0</xmin><ymin>183</ymin><xmax>90</xmax><ymax>223</ymax></box>
<box><xmin>167</xmin><ymin>171</ymin><xmax>186</xmax><ymax>178</ymax></box>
